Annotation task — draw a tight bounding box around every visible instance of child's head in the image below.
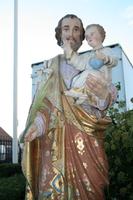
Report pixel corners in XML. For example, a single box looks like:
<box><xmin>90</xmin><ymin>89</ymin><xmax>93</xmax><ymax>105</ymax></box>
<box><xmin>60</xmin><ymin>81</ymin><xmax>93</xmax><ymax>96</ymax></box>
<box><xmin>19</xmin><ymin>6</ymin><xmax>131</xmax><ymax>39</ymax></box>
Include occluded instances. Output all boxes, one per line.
<box><xmin>85</xmin><ymin>24</ymin><xmax>106</xmax><ymax>49</ymax></box>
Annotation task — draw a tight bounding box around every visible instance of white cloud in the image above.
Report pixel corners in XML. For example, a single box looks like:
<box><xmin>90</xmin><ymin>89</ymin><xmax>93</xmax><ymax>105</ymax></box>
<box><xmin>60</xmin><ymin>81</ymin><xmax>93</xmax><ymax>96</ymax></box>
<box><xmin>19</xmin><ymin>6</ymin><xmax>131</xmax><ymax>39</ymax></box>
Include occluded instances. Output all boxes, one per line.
<box><xmin>128</xmin><ymin>19</ymin><xmax>133</xmax><ymax>26</ymax></box>
<box><xmin>123</xmin><ymin>5</ymin><xmax>133</xmax><ymax>26</ymax></box>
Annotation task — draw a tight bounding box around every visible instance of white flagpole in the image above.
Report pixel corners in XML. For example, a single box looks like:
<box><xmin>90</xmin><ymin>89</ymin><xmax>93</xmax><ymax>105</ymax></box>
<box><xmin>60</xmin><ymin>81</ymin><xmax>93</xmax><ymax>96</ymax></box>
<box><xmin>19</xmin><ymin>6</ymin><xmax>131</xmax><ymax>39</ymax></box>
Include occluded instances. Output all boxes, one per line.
<box><xmin>13</xmin><ymin>0</ymin><xmax>18</xmax><ymax>163</ymax></box>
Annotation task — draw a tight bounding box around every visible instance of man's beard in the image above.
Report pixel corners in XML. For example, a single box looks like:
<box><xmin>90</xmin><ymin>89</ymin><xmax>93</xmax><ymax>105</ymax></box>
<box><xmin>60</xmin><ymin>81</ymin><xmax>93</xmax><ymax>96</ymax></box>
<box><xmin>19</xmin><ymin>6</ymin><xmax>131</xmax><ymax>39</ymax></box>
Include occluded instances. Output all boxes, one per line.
<box><xmin>70</xmin><ymin>40</ymin><xmax>82</xmax><ymax>51</ymax></box>
<box><xmin>65</xmin><ymin>37</ymin><xmax>82</xmax><ymax>51</ymax></box>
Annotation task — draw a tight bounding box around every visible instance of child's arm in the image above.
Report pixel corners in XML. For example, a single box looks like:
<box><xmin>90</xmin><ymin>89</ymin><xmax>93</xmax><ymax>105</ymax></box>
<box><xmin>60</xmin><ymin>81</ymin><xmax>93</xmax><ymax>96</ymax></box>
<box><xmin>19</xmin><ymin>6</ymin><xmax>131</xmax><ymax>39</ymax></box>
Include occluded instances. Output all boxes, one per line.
<box><xmin>96</xmin><ymin>47</ymin><xmax>118</xmax><ymax>68</ymax></box>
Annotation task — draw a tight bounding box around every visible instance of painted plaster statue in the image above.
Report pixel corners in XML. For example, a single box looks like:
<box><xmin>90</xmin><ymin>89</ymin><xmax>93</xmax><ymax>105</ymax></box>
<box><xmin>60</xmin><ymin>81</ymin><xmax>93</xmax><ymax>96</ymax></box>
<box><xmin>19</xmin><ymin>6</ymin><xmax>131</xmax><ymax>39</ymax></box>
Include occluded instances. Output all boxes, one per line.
<box><xmin>20</xmin><ymin>14</ymin><xmax>118</xmax><ymax>200</ymax></box>
<box><xmin>64</xmin><ymin>24</ymin><xmax>118</xmax><ymax>105</ymax></box>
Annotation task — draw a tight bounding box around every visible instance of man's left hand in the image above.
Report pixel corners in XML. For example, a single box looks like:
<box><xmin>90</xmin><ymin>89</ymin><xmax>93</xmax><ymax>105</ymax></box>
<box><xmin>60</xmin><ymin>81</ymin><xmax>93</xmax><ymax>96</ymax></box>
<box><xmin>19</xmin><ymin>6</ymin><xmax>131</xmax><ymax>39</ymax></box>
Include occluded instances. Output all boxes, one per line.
<box><xmin>85</xmin><ymin>73</ymin><xmax>109</xmax><ymax>99</ymax></box>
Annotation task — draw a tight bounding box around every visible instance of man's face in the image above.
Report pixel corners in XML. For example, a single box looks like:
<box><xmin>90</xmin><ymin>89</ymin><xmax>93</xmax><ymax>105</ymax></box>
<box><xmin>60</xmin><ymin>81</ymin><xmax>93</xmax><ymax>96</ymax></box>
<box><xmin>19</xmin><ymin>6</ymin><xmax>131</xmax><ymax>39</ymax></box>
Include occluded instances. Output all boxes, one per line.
<box><xmin>61</xmin><ymin>17</ymin><xmax>82</xmax><ymax>51</ymax></box>
<box><xmin>85</xmin><ymin>26</ymin><xmax>103</xmax><ymax>49</ymax></box>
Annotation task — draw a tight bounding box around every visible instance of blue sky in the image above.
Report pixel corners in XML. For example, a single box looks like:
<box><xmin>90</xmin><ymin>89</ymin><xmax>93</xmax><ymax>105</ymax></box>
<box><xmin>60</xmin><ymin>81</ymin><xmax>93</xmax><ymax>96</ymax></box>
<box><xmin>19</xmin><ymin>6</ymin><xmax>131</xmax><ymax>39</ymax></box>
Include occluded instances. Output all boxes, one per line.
<box><xmin>0</xmin><ymin>0</ymin><xmax>133</xmax><ymax>136</ymax></box>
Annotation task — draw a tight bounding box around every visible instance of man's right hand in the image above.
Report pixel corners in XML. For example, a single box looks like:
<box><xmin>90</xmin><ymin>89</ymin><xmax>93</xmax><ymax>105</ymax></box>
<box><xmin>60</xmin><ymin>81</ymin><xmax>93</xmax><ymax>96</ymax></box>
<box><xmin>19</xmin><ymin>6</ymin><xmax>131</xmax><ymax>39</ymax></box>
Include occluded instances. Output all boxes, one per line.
<box><xmin>24</xmin><ymin>112</ymin><xmax>46</xmax><ymax>142</ymax></box>
<box><xmin>24</xmin><ymin>123</ymin><xmax>38</xmax><ymax>142</ymax></box>
<box><xmin>61</xmin><ymin>39</ymin><xmax>73</xmax><ymax>60</ymax></box>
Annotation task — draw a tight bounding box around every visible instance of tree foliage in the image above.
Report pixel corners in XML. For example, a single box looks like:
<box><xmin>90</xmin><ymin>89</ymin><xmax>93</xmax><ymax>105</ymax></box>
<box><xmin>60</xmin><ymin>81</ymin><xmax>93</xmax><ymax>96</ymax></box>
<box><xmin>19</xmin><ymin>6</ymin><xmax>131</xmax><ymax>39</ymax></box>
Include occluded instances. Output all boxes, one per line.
<box><xmin>105</xmin><ymin>99</ymin><xmax>133</xmax><ymax>200</ymax></box>
<box><xmin>0</xmin><ymin>163</ymin><xmax>26</xmax><ymax>200</ymax></box>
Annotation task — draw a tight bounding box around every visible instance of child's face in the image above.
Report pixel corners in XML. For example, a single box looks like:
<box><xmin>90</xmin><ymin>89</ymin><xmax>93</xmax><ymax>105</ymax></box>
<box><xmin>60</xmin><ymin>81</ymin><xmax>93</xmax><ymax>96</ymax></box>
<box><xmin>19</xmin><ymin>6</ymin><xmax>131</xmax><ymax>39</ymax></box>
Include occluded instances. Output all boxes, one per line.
<box><xmin>85</xmin><ymin>26</ymin><xmax>103</xmax><ymax>49</ymax></box>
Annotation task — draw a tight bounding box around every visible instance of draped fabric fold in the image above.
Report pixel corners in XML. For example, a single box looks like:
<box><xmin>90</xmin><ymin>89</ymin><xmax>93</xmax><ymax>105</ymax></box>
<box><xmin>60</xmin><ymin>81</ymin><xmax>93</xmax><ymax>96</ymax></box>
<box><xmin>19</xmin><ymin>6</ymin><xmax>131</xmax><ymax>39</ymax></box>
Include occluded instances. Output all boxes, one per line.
<box><xmin>22</xmin><ymin>55</ymin><xmax>111</xmax><ymax>200</ymax></box>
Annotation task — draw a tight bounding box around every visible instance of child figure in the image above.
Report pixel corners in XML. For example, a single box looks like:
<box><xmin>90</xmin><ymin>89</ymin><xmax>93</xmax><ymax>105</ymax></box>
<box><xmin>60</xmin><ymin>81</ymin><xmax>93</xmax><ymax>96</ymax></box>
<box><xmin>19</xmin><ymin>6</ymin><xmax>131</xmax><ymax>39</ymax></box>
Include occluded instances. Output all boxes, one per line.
<box><xmin>64</xmin><ymin>24</ymin><xmax>118</xmax><ymax>104</ymax></box>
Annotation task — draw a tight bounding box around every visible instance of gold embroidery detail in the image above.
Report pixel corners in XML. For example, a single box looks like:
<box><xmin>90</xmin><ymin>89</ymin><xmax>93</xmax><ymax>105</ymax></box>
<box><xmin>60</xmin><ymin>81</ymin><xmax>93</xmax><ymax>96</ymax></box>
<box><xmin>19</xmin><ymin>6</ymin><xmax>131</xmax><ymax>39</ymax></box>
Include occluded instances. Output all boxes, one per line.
<box><xmin>83</xmin><ymin>174</ymin><xmax>92</xmax><ymax>192</ymax></box>
<box><xmin>94</xmin><ymin>139</ymin><xmax>99</xmax><ymax>147</ymax></box>
<box><xmin>83</xmin><ymin>162</ymin><xmax>88</xmax><ymax>169</ymax></box>
<box><xmin>75</xmin><ymin>133</ymin><xmax>85</xmax><ymax>155</ymax></box>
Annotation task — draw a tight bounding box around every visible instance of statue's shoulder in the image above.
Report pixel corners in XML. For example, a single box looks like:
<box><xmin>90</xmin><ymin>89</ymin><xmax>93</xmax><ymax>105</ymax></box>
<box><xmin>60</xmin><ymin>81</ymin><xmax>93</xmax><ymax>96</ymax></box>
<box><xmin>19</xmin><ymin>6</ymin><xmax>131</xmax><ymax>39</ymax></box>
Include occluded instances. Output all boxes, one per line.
<box><xmin>46</xmin><ymin>54</ymin><xmax>63</xmax><ymax>68</ymax></box>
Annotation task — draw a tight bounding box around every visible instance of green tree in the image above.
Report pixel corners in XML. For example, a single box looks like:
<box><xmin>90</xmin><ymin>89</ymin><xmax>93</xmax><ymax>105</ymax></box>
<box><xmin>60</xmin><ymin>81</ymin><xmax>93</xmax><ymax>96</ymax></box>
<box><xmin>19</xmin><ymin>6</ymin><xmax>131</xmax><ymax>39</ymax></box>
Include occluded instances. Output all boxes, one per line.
<box><xmin>105</xmin><ymin>98</ymin><xmax>133</xmax><ymax>200</ymax></box>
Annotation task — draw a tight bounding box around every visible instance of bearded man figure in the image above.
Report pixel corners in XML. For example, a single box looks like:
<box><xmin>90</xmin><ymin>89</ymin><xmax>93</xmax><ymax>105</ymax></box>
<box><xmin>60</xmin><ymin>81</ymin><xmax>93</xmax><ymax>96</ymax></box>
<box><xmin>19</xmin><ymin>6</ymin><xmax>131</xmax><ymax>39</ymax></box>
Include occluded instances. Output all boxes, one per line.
<box><xmin>21</xmin><ymin>14</ymin><xmax>117</xmax><ymax>200</ymax></box>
